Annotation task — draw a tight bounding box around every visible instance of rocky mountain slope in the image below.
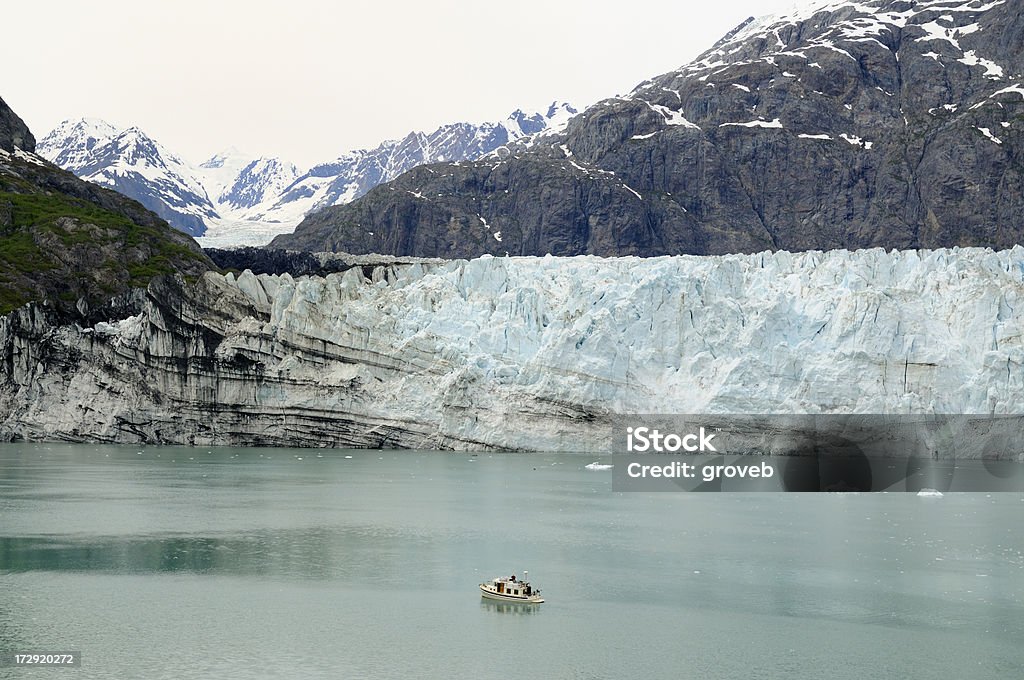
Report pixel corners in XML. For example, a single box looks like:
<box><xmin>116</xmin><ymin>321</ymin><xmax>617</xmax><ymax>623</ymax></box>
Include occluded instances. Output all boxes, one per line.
<box><xmin>39</xmin><ymin>103</ymin><xmax>577</xmax><ymax>245</ymax></box>
<box><xmin>271</xmin><ymin>0</ymin><xmax>1024</xmax><ymax>257</ymax></box>
<box><xmin>0</xmin><ymin>97</ymin><xmax>212</xmax><ymax>319</ymax></box>
<box><xmin>2</xmin><ymin>246</ymin><xmax>1022</xmax><ymax>448</ymax></box>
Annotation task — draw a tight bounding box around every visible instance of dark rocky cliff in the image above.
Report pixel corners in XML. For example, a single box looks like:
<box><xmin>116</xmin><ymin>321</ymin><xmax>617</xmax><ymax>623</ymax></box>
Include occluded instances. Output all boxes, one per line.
<box><xmin>272</xmin><ymin>0</ymin><xmax>1024</xmax><ymax>257</ymax></box>
<box><xmin>204</xmin><ymin>246</ymin><xmax>444</xmax><ymax>277</ymax></box>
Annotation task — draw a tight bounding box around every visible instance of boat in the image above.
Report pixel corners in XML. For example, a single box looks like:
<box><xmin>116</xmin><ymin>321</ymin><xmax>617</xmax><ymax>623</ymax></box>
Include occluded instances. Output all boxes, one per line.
<box><xmin>480</xmin><ymin>571</ymin><xmax>544</xmax><ymax>604</ymax></box>
<box><xmin>585</xmin><ymin>461</ymin><xmax>613</xmax><ymax>470</ymax></box>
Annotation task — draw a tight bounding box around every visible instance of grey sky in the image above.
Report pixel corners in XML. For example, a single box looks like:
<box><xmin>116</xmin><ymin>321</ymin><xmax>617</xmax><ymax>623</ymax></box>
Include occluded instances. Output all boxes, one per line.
<box><xmin>4</xmin><ymin>0</ymin><xmax>799</xmax><ymax>167</ymax></box>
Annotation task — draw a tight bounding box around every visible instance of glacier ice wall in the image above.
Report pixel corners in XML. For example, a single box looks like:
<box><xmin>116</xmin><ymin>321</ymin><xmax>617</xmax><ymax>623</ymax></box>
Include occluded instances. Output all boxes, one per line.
<box><xmin>2</xmin><ymin>247</ymin><xmax>1023</xmax><ymax>450</ymax></box>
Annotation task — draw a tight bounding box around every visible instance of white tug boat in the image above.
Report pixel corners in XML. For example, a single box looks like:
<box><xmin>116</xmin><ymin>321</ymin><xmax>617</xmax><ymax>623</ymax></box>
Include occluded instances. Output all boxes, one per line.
<box><xmin>480</xmin><ymin>571</ymin><xmax>544</xmax><ymax>604</ymax></box>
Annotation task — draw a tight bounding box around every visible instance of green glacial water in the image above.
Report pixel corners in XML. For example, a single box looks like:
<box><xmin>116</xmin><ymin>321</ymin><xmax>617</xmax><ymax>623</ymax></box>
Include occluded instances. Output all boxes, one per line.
<box><xmin>1</xmin><ymin>443</ymin><xmax>1022</xmax><ymax>679</ymax></box>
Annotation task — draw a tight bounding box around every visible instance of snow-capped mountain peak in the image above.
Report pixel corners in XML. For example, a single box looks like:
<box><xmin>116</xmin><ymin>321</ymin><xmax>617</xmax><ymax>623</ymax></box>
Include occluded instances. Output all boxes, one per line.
<box><xmin>37</xmin><ymin>117</ymin><xmax>119</xmax><ymax>172</ymax></box>
<box><xmin>38</xmin><ymin>119</ymin><xmax>218</xmax><ymax>236</ymax></box>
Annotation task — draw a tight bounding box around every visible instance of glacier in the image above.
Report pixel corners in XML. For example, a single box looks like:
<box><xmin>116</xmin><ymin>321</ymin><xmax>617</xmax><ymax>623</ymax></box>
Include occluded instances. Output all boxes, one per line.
<box><xmin>1</xmin><ymin>247</ymin><xmax>1023</xmax><ymax>450</ymax></box>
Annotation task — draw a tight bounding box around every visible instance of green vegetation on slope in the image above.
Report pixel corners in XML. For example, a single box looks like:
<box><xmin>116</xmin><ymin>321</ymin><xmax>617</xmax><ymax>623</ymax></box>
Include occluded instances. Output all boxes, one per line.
<box><xmin>0</xmin><ymin>164</ymin><xmax>212</xmax><ymax>316</ymax></box>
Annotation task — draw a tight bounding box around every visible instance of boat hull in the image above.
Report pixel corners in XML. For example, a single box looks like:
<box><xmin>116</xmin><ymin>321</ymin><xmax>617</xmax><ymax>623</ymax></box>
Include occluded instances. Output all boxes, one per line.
<box><xmin>479</xmin><ymin>585</ymin><xmax>544</xmax><ymax>604</ymax></box>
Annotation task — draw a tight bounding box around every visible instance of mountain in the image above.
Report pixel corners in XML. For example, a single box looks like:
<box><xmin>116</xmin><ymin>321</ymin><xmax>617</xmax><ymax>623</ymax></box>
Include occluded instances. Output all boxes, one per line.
<box><xmin>0</xmin><ymin>97</ymin><xmax>212</xmax><ymax>319</ymax></box>
<box><xmin>270</xmin><ymin>0</ymin><xmax>1024</xmax><ymax>257</ymax></box>
<box><xmin>3</xmin><ymin>247</ymin><xmax>1023</xmax><ymax>447</ymax></box>
<box><xmin>31</xmin><ymin>117</ymin><xmax>115</xmax><ymax>170</ymax></box>
<box><xmin>40</xmin><ymin>103</ymin><xmax>577</xmax><ymax>246</ymax></box>
<box><xmin>37</xmin><ymin>119</ymin><xmax>220</xmax><ymax>237</ymax></box>
<box><xmin>220</xmin><ymin>102</ymin><xmax>579</xmax><ymax>227</ymax></box>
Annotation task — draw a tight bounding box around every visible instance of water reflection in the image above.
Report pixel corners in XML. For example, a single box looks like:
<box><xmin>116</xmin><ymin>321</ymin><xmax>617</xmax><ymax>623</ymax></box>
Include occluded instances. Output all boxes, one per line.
<box><xmin>0</xmin><ymin>533</ymin><xmax>334</xmax><ymax>578</ymax></box>
<box><xmin>480</xmin><ymin>599</ymin><xmax>542</xmax><ymax>615</ymax></box>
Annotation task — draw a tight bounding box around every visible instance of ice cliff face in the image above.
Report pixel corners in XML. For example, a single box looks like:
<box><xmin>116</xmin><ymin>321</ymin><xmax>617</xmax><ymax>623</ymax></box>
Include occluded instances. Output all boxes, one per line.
<box><xmin>1</xmin><ymin>247</ymin><xmax>1022</xmax><ymax>450</ymax></box>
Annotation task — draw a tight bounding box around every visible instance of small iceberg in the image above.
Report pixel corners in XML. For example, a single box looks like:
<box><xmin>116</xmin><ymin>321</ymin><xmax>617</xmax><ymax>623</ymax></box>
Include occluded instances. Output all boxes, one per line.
<box><xmin>585</xmin><ymin>461</ymin><xmax>613</xmax><ymax>470</ymax></box>
<box><xmin>917</xmin><ymin>488</ymin><xmax>944</xmax><ymax>498</ymax></box>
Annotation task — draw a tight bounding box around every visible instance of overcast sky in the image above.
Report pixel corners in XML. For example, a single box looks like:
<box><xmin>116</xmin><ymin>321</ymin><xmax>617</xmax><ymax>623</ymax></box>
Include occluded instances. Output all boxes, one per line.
<box><xmin>3</xmin><ymin>0</ymin><xmax>799</xmax><ymax>167</ymax></box>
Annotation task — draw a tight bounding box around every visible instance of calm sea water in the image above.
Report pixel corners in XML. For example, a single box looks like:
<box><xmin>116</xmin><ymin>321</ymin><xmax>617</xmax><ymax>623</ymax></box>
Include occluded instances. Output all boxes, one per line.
<box><xmin>1</xmin><ymin>443</ymin><xmax>1022</xmax><ymax>679</ymax></box>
